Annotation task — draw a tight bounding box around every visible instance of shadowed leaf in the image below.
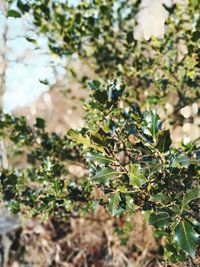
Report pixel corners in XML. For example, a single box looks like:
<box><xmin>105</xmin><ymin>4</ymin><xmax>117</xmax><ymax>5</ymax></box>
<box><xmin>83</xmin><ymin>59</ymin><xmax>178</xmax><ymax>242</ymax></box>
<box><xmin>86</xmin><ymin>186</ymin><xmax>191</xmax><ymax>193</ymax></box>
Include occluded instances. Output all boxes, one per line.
<box><xmin>148</xmin><ymin>212</ymin><xmax>171</xmax><ymax>228</ymax></box>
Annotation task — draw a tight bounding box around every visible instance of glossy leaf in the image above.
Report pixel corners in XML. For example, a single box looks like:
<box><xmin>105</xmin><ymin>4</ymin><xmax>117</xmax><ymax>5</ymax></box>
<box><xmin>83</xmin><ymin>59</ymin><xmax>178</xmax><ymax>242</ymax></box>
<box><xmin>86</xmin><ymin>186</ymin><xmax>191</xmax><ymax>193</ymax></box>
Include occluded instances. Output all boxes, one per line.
<box><xmin>148</xmin><ymin>212</ymin><xmax>171</xmax><ymax>228</ymax></box>
<box><xmin>175</xmin><ymin>220</ymin><xmax>199</xmax><ymax>257</ymax></box>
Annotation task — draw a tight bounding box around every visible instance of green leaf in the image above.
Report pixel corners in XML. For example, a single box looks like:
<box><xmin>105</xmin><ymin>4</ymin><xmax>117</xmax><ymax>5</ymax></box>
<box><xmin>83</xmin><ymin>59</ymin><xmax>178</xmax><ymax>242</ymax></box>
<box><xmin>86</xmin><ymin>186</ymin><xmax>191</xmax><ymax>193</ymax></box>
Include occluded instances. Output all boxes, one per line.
<box><xmin>102</xmin><ymin>121</ymin><xmax>110</xmax><ymax>133</ymax></box>
<box><xmin>192</xmin><ymin>31</ymin><xmax>200</xmax><ymax>42</ymax></box>
<box><xmin>93</xmin><ymin>90</ymin><xmax>108</xmax><ymax>104</ymax></box>
<box><xmin>7</xmin><ymin>10</ymin><xmax>21</xmax><ymax>18</ymax></box>
<box><xmin>150</xmin><ymin>111</ymin><xmax>160</xmax><ymax>137</ymax></box>
<box><xmin>7</xmin><ymin>200</ymin><xmax>20</xmax><ymax>214</ymax></box>
<box><xmin>182</xmin><ymin>188</ymin><xmax>200</xmax><ymax>209</ymax></box>
<box><xmin>164</xmin><ymin>244</ymin><xmax>187</xmax><ymax>262</ymax></box>
<box><xmin>35</xmin><ymin>118</ymin><xmax>45</xmax><ymax>129</ymax></box>
<box><xmin>150</xmin><ymin>193</ymin><xmax>170</xmax><ymax>204</ymax></box>
<box><xmin>88</xmin><ymin>80</ymin><xmax>101</xmax><ymax>90</ymax></box>
<box><xmin>86</xmin><ymin>151</ymin><xmax>114</xmax><ymax>164</ymax></box>
<box><xmin>70</xmin><ymin>131</ymin><xmax>90</xmax><ymax>146</ymax></box>
<box><xmin>92</xmin><ymin>168</ymin><xmax>119</xmax><ymax>185</ymax></box>
<box><xmin>154</xmin><ymin>230</ymin><xmax>169</xmax><ymax>238</ymax></box>
<box><xmin>175</xmin><ymin>220</ymin><xmax>199</xmax><ymax>257</ymax></box>
<box><xmin>17</xmin><ymin>0</ymin><xmax>30</xmax><ymax>13</ymax></box>
<box><xmin>69</xmin><ymin>130</ymin><xmax>105</xmax><ymax>153</ymax></box>
<box><xmin>9</xmin><ymin>173</ymin><xmax>18</xmax><ymax>186</ymax></box>
<box><xmin>148</xmin><ymin>212</ymin><xmax>171</xmax><ymax>228</ymax></box>
<box><xmin>172</xmin><ymin>155</ymin><xmax>199</xmax><ymax>167</ymax></box>
<box><xmin>39</xmin><ymin>79</ymin><xmax>49</xmax><ymax>85</ymax></box>
<box><xmin>125</xmin><ymin>196</ymin><xmax>135</xmax><ymax>213</ymax></box>
<box><xmin>107</xmin><ymin>192</ymin><xmax>123</xmax><ymax>216</ymax></box>
<box><xmin>156</xmin><ymin>130</ymin><xmax>172</xmax><ymax>152</ymax></box>
<box><xmin>26</xmin><ymin>37</ymin><xmax>37</xmax><ymax>44</ymax></box>
<box><xmin>126</xmin><ymin>31</ymin><xmax>134</xmax><ymax>44</ymax></box>
<box><xmin>129</xmin><ymin>164</ymin><xmax>147</xmax><ymax>188</ymax></box>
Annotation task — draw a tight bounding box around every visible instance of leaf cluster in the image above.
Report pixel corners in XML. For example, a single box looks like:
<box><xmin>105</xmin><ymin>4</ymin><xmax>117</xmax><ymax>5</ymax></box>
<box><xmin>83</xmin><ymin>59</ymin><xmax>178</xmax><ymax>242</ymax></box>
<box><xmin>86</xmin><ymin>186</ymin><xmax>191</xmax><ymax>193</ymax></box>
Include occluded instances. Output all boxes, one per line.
<box><xmin>0</xmin><ymin>81</ymin><xmax>199</xmax><ymax>261</ymax></box>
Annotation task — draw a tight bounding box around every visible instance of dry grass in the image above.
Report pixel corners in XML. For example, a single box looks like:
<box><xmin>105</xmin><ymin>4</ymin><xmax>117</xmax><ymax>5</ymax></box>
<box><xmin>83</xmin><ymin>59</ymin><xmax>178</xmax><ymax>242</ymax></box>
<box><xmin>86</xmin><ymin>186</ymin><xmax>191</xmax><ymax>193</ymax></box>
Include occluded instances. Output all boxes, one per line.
<box><xmin>3</xmin><ymin>207</ymin><xmax>199</xmax><ymax>267</ymax></box>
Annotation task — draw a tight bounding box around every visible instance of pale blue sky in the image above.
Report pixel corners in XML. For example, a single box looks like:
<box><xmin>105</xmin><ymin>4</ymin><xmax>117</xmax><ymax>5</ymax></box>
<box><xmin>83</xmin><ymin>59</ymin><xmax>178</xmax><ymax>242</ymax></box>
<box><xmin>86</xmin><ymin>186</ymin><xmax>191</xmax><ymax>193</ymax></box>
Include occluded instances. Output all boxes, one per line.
<box><xmin>0</xmin><ymin>3</ymin><xmax>69</xmax><ymax>112</ymax></box>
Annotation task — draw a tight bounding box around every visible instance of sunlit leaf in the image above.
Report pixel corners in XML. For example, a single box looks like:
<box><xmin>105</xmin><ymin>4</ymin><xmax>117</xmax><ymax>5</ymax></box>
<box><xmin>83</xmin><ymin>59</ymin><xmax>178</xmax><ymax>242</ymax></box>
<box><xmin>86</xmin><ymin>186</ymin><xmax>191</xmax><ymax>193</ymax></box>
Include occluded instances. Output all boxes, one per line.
<box><xmin>129</xmin><ymin>164</ymin><xmax>147</xmax><ymax>188</ymax></box>
<box><xmin>92</xmin><ymin>168</ymin><xmax>120</xmax><ymax>185</ymax></box>
<box><xmin>107</xmin><ymin>192</ymin><xmax>123</xmax><ymax>216</ymax></box>
<box><xmin>86</xmin><ymin>151</ymin><xmax>114</xmax><ymax>164</ymax></box>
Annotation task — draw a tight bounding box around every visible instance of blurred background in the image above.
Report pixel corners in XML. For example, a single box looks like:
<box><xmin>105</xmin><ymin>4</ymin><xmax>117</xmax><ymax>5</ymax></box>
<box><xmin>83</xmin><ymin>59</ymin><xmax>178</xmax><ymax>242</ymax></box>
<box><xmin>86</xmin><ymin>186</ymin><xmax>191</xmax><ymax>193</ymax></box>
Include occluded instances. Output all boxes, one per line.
<box><xmin>0</xmin><ymin>1</ymin><xmax>199</xmax><ymax>267</ymax></box>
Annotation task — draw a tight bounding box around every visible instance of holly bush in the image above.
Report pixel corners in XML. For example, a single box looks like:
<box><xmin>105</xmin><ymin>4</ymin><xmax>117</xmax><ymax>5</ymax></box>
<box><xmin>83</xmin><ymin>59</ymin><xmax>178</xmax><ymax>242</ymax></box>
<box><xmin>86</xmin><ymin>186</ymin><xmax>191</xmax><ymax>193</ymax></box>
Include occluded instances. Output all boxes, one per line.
<box><xmin>7</xmin><ymin>0</ymin><xmax>200</xmax><ymax>110</ymax></box>
<box><xmin>1</xmin><ymin>0</ymin><xmax>200</xmax><ymax>264</ymax></box>
<box><xmin>0</xmin><ymin>80</ymin><xmax>199</xmax><ymax>262</ymax></box>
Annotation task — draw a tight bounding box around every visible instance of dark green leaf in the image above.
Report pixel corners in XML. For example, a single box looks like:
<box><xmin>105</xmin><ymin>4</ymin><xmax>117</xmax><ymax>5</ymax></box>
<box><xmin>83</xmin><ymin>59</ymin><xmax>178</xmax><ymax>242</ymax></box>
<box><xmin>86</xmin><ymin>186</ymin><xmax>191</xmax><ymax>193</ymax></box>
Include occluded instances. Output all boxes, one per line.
<box><xmin>7</xmin><ymin>10</ymin><xmax>21</xmax><ymax>18</ymax></box>
<box><xmin>35</xmin><ymin>118</ymin><xmax>45</xmax><ymax>129</ymax></box>
<box><xmin>156</xmin><ymin>130</ymin><xmax>172</xmax><ymax>152</ymax></box>
<box><xmin>127</xmin><ymin>31</ymin><xmax>134</xmax><ymax>44</ymax></box>
<box><xmin>175</xmin><ymin>220</ymin><xmax>199</xmax><ymax>257</ymax></box>
<box><xmin>148</xmin><ymin>212</ymin><xmax>171</xmax><ymax>228</ymax></box>
<box><xmin>164</xmin><ymin>244</ymin><xmax>187</xmax><ymax>262</ymax></box>
<box><xmin>88</xmin><ymin>80</ymin><xmax>101</xmax><ymax>90</ymax></box>
<box><xmin>26</xmin><ymin>37</ymin><xmax>37</xmax><ymax>44</ymax></box>
<box><xmin>17</xmin><ymin>0</ymin><xmax>30</xmax><ymax>13</ymax></box>
<box><xmin>150</xmin><ymin>111</ymin><xmax>160</xmax><ymax>137</ymax></box>
<box><xmin>182</xmin><ymin>188</ymin><xmax>200</xmax><ymax>208</ymax></box>
<box><xmin>39</xmin><ymin>79</ymin><xmax>49</xmax><ymax>85</ymax></box>
<box><xmin>93</xmin><ymin>90</ymin><xmax>108</xmax><ymax>104</ymax></box>
<box><xmin>150</xmin><ymin>193</ymin><xmax>170</xmax><ymax>204</ymax></box>
<box><xmin>192</xmin><ymin>31</ymin><xmax>200</xmax><ymax>42</ymax></box>
<box><xmin>154</xmin><ymin>230</ymin><xmax>169</xmax><ymax>238</ymax></box>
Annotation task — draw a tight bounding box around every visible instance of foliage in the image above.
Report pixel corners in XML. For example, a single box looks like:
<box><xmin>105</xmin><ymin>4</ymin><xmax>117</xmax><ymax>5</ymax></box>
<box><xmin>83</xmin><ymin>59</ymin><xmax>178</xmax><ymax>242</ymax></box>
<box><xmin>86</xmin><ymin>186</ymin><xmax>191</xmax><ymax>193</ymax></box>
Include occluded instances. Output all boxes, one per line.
<box><xmin>1</xmin><ymin>0</ymin><xmax>200</xmax><ymax>264</ymax></box>
<box><xmin>7</xmin><ymin>0</ymin><xmax>200</xmax><ymax>112</ymax></box>
<box><xmin>0</xmin><ymin>81</ymin><xmax>200</xmax><ymax>262</ymax></box>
